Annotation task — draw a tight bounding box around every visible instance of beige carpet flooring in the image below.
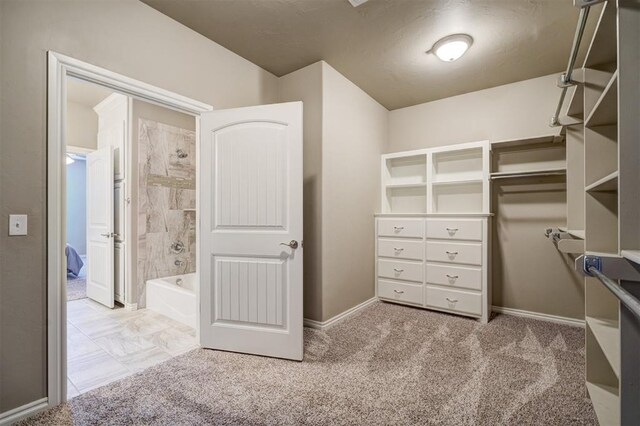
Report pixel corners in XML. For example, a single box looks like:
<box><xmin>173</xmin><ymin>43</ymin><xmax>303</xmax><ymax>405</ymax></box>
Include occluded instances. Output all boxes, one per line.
<box><xmin>22</xmin><ymin>302</ymin><xmax>597</xmax><ymax>425</ymax></box>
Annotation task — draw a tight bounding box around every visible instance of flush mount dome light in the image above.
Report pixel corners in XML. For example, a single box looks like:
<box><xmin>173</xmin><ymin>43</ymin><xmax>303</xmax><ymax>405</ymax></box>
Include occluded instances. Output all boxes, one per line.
<box><xmin>429</xmin><ymin>34</ymin><xmax>473</xmax><ymax>62</ymax></box>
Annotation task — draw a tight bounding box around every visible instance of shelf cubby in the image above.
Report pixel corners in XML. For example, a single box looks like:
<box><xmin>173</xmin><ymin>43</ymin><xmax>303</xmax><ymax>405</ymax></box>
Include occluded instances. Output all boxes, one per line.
<box><xmin>585</xmin><ymin>71</ymin><xmax>618</xmax><ymax>128</ymax></box>
<box><xmin>431</xmin><ymin>181</ymin><xmax>483</xmax><ymax>214</ymax></box>
<box><xmin>583</xmin><ymin>1</ymin><xmax>617</xmax><ymax>70</ymax></box>
<box><xmin>584</xmin><ymin>125</ymin><xmax>617</xmax><ymax>188</ymax></box>
<box><xmin>431</xmin><ymin>147</ymin><xmax>483</xmax><ymax>183</ymax></box>
<box><xmin>491</xmin><ymin>140</ymin><xmax>566</xmax><ymax>175</ymax></box>
<box><xmin>384</xmin><ymin>154</ymin><xmax>427</xmax><ymax>186</ymax></box>
<box><xmin>384</xmin><ymin>186</ymin><xmax>426</xmax><ymax>214</ymax></box>
<box><xmin>585</xmin><ymin>191</ymin><xmax>618</xmax><ymax>255</ymax></box>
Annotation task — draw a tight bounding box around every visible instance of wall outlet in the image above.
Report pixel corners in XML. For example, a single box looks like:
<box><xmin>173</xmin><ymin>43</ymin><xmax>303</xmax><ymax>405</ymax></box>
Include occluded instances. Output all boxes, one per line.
<box><xmin>9</xmin><ymin>214</ymin><xmax>27</xmax><ymax>236</ymax></box>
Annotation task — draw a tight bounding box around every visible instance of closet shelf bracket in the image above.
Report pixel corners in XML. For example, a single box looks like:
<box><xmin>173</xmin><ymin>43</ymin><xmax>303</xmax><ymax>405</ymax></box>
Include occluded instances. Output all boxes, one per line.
<box><xmin>576</xmin><ymin>254</ymin><xmax>640</xmax><ymax>281</ymax></box>
<box><xmin>545</xmin><ymin>228</ymin><xmax>584</xmax><ymax>254</ymax></box>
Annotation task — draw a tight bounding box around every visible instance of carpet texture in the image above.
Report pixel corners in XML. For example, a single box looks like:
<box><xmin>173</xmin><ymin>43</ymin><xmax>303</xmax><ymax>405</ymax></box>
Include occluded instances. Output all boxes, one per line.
<box><xmin>22</xmin><ymin>302</ymin><xmax>597</xmax><ymax>425</ymax></box>
<box><xmin>66</xmin><ymin>277</ymin><xmax>87</xmax><ymax>301</ymax></box>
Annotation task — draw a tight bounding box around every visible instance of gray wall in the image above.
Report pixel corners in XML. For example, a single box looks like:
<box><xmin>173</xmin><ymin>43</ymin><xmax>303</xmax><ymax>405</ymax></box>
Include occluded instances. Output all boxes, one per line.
<box><xmin>321</xmin><ymin>62</ymin><xmax>387</xmax><ymax>321</ymax></box>
<box><xmin>66</xmin><ymin>159</ymin><xmax>87</xmax><ymax>256</ymax></box>
<box><xmin>388</xmin><ymin>74</ymin><xmax>585</xmax><ymax>321</ymax></box>
<box><xmin>278</xmin><ymin>62</ymin><xmax>388</xmax><ymax>322</ymax></box>
<box><xmin>0</xmin><ymin>0</ymin><xmax>277</xmax><ymax>413</ymax></box>
<box><xmin>278</xmin><ymin>62</ymin><xmax>324</xmax><ymax>321</ymax></box>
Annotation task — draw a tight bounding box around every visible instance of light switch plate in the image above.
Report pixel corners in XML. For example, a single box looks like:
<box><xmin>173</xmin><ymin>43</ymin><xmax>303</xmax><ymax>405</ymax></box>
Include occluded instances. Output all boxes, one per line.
<box><xmin>9</xmin><ymin>214</ymin><xmax>27</xmax><ymax>236</ymax></box>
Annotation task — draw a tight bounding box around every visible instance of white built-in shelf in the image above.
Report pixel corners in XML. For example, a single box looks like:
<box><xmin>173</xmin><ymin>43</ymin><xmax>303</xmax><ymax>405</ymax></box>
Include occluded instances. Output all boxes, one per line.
<box><xmin>586</xmin><ymin>316</ymin><xmax>620</xmax><ymax>378</ymax></box>
<box><xmin>491</xmin><ymin>134</ymin><xmax>564</xmax><ymax>149</ymax></box>
<box><xmin>431</xmin><ymin>178</ymin><xmax>483</xmax><ymax>186</ymax></box>
<box><xmin>585</xmin><ymin>71</ymin><xmax>618</xmax><ymax>128</ymax></box>
<box><xmin>586</xmin><ymin>381</ymin><xmax>619</xmax><ymax>426</ymax></box>
<box><xmin>621</xmin><ymin>250</ymin><xmax>640</xmax><ymax>265</ymax></box>
<box><xmin>385</xmin><ymin>182</ymin><xmax>427</xmax><ymax>189</ymax></box>
<box><xmin>585</xmin><ymin>171</ymin><xmax>618</xmax><ymax>192</ymax></box>
<box><xmin>490</xmin><ymin>167</ymin><xmax>567</xmax><ymax>179</ymax></box>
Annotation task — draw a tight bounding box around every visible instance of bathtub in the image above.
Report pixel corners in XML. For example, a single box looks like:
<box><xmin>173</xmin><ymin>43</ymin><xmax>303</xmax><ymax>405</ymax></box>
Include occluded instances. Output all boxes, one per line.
<box><xmin>146</xmin><ymin>273</ymin><xmax>196</xmax><ymax>329</ymax></box>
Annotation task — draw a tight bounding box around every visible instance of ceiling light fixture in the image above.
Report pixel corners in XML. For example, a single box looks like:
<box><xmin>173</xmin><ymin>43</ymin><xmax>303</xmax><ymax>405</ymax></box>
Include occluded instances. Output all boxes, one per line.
<box><xmin>429</xmin><ymin>34</ymin><xmax>473</xmax><ymax>62</ymax></box>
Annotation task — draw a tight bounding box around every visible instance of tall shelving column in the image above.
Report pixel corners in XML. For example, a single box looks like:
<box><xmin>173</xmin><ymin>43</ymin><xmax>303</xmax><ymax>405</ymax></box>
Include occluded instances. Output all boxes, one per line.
<box><xmin>576</xmin><ymin>1</ymin><xmax>640</xmax><ymax>424</ymax></box>
<box><xmin>616</xmin><ymin>1</ymin><xmax>640</xmax><ymax>424</ymax></box>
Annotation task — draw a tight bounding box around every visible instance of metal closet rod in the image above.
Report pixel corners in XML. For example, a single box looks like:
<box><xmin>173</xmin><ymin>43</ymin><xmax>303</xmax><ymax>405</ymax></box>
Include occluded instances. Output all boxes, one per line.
<box><xmin>587</xmin><ymin>266</ymin><xmax>640</xmax><ymax>321</ymax></box>
<box><xmin>550</xmin><ymin>5</ymin><xmax>591</xmax><ymax>127</ymax></box>
<box><xmin>490</xmin><ymin>170</ymin><xmax>567</xmax><ymax>180</ymax></box>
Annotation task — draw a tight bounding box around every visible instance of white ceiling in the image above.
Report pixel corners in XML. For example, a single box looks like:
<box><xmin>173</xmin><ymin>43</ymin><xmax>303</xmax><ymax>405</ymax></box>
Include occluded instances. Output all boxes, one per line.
<box><xmin>141</xmin><ymin>0</ymin><xmax>599</xmax><ymax>110</ymax></box>
<box><xmin>67</xmin><ymin>77</ymin><xmax>114</xmax><ymax>108</ymax></box>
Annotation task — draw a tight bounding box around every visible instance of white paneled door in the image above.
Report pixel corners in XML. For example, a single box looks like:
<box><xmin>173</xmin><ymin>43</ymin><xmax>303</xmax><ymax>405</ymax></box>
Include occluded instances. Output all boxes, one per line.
<box><xmin>199</xmin><ymin>102</ymin><xmax>303</xmax><ymax>361</ymax></box>
<box><xmin>85</xmin><ymin>147</ymin><xmax>115</xmax><ymax>308</ymax></box>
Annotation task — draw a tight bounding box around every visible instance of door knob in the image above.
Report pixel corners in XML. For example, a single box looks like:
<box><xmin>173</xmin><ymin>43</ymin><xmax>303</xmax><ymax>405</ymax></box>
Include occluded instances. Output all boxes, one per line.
<box><xmin>100</xmin><ymin>233</ymin><xmax>111</xmax><ymax>238</ymax></box>
<box><xmin>280</xmin><ymin>240</ymin><xmax>299</xmax><ymax>249</ymax></box>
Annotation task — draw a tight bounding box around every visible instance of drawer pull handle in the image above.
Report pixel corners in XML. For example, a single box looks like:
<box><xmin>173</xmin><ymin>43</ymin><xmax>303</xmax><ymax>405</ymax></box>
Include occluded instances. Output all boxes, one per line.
<box><xmin>446</xmin><ymin>297</ymin><xmax>458</xmax><ymax>303</ymax></box>
<box><xmin>446</xmin><ymin>274</ymin><xmax>459</xmax><ymax>279</ymax></box>
<box><xmin>393</xmin><ymin>226</ymin><xmax>404</xmax><ymax>231</ymax></box>
<box><xmin>446</xmin><ymin>228</ymin><xmax>459</xmax><ymax>232</ymax></box>
<box><xmin>393</xmin><ymin>247</ymin><xmax>404</xmax><ymax>251</ymax></box>
<box><xmin>394</xmin><ymin>290</ymin><xmax>405</xmax><ymax>294</ymax></box>
<box><xmin>393</xmin><ymin>268</ymin><xmax>404</xmax><ymax>272</ymax></box>
<box><xmin>446</xmin><ymin>251</ymin><xmax>459</xmax><ymax>255</ymax></box>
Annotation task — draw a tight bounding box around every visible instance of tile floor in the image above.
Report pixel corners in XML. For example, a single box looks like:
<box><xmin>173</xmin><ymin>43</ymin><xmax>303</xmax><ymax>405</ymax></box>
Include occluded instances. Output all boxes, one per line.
<box><xmin>66</xmin><ymin>298</ymin><xmax>198</xmax><ymax>399</ymax></box>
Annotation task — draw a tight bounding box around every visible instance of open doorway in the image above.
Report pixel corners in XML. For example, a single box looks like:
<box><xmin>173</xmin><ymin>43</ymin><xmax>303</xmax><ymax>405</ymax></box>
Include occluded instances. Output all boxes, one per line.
<box><xmin>64</xmin><ymin>77</ymin><xmax>199</xmax><ymax>399</ymax></box>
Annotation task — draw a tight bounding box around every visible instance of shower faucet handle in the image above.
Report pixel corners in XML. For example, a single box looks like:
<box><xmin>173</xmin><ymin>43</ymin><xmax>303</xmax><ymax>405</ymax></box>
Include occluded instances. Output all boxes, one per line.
<box><xmin>170</xmin><ymin>241</ymin><xmax>185</xmax><ymax>254</ymax></box>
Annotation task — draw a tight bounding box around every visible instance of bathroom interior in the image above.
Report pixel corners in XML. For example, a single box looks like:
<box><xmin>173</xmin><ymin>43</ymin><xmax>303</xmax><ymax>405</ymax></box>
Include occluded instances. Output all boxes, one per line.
<box><xmin>65</xmin><ymin>76</ymin><xmax>199</xmax><ymax>398</ymax></box>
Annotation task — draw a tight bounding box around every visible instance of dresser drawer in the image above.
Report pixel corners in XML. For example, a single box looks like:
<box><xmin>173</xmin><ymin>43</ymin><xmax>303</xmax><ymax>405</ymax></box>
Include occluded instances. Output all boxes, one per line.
<box><xmin>426</xmin><ymin>263</ymin><xmax>482</xmax><ymax>291</ymax></box>
<box><xmin>377</xmin><ymin>218</ymin><xmax>424</xmax><ymax>239</ymax></box>
<box><xmin>378</xmin><ymin>259</ymin><xmax>423</xmax><ymax>283</ymax></box>
<box><xmin>426</xmin><ymin>218</ymin><xmax>482</xmax><ymax>241</ymax></box>
<box><xmin>425</xmin><ymin>286</ymin><xmax>481</xmax><ymax>316</ymax></box>
<box><xmin>378</xmin><ymin>239</ymin><xmax>424</xmax><ymax>261</ymax></box>
<box><xmin>426</xmin><ymin>241</ymin><xmax>482</xmax><ymax>266</ymax></box>
<box><xmin>378</xmin><ymin>280</ymin><xmax>423</xmax><ymax>305</ymax></box>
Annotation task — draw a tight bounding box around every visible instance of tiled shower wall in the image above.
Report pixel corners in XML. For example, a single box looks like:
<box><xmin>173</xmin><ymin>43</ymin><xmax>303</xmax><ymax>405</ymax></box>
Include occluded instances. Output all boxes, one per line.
<box><xmin>137</xmin><ymin>118</ymin><xmax>196</xmax><ymax>306</ymax></box>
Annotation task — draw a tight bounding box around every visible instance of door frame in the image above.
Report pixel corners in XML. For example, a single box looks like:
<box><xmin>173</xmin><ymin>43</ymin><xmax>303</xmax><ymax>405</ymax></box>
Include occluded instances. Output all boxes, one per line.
<box><xmin>47</xmin><ymin>51</ymin><xmax>212</xmax><ymax>409</ymax></box>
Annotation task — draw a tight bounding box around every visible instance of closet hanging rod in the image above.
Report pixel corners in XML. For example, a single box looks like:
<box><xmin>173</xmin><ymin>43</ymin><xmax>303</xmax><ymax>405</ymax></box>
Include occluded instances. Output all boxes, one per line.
<box><xmin>550</xmin><ymin>6</ymin><xmax>591</xmax><ymax>127</ymax></box>
<box><xmin>586</xmin><ymin>264</ymin><xmax>640</xmax><ymax>322</ymax></box>
<box><xmin>490</xmin><ymin>170</ymin><xmax>567</xmax><ymax>180</ymax></box>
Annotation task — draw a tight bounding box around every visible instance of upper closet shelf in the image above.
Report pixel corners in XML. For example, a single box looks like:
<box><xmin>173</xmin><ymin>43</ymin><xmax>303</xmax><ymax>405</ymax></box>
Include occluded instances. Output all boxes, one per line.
<box><xmin>431</xmin><ymin>177</ymin><xmax>483</xmax><ymax>185</ymax></box>
<box><xmin>490</xmin><ymin>133</ymin><xmax>564</xmax><ymax>149</ymax></box>
<box><xmin>585</xmin><ymin>171</ymin><xmax>618</xmax><ymax>192</ymax></box>
<box><xmin>621</xmin><ymin>250</ymin><xmax>640</xmax><ymax>265</ymax></box>
<box><xmin>385</xmin><ymin>182</ymin><xmax>427</xmax><ymax>189</ymax></box>
<box><xmin>585</xmin><ymin>71</ymin><xmax>618</xmax><ymax>128</ymax></box>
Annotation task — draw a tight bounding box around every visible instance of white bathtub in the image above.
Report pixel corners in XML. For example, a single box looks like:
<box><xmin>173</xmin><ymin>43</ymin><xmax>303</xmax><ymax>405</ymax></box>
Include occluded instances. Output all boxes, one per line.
<box><xmin>146</xmin><ymin>273</ymin><xmax>196</xmax><ymax>329</ymax></box>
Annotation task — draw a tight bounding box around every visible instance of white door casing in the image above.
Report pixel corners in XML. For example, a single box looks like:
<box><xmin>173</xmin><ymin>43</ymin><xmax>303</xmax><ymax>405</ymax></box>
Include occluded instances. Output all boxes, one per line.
<box><xmin>86</xmin><ymin>146</ymin><xmax>115</xmax><ymax>308</ymax></box>
<box><xmin>199</xmin><ymin>102</ymin><xmax>303</xmax><ymax>361</ymax></box>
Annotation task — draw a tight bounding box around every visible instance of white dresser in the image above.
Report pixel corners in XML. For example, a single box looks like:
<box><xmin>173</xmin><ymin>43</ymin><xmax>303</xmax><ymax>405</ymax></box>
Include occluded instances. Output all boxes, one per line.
<box><xmin>376</xmin><ymin>215</ymin><xmax>490</xmax><ymax>322</ymax></box>
<box><xmin>377</xmin><ymin>141</ymin><xmax>491</xmax><ymax>322</ymax></box>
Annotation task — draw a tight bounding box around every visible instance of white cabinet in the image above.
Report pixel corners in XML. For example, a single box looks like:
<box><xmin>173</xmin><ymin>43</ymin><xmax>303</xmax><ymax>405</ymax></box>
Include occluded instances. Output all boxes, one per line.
<box><xmin>376</xmin><ymin>140</ymin><xmax>491</xmax><ymax>322</ymax></box>
<box><xmin>376</xmin><ymin>215</ymin><xmax>490</xmax><ymax>322</ymax></box>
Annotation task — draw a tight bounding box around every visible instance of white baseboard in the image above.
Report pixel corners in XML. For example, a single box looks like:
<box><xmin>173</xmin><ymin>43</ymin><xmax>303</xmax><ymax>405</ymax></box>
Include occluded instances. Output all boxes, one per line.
<box><xmin>0</xmin><ymin>398</ymin><xmax>49</xmax><ymax>426</ymax></box>
<box><xmin>492</xmin><ymin>305</ymin><xmax>585</xmax><ymax>328</ymax></box>
<box><xmin>304</xmin><ymin>297</ymin><xmax>378</xmax><ymax>330</ymax></box>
